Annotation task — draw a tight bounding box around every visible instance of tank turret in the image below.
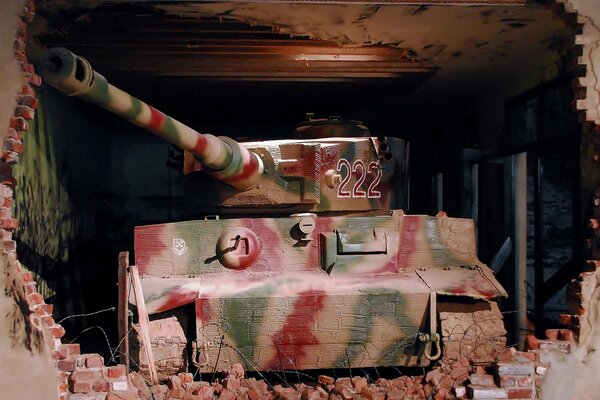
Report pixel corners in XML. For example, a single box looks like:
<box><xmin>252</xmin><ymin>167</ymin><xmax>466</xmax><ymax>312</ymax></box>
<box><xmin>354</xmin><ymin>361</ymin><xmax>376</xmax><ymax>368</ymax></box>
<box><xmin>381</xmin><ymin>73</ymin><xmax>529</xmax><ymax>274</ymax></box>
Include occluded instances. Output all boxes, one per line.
<box><xmin>41</xmin><ymin>47</ymin><xmax>408</xmax><ymax>214</ymax></box>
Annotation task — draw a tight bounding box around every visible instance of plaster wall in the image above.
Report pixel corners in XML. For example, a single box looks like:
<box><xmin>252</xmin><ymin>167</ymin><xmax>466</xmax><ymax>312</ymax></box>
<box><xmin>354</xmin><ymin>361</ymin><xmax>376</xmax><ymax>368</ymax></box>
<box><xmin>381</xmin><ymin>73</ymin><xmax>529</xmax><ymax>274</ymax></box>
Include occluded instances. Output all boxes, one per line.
<box><xmin>0</xmin><ymin>1</ymin><xmax>57</xmax><ymax>398</ymax></box>
<box><xmin>564</xmin><ymin>0</ymin><xmax>600</xmax><ymax>124</ymax></box>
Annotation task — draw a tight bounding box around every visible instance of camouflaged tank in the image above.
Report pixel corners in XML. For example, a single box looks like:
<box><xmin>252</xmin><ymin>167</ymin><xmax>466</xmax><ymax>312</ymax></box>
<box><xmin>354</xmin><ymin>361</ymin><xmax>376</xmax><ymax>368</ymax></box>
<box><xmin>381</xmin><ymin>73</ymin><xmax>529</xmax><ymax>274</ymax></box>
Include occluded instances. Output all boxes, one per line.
<box><xmin>41</xmin><ymin>47</ymin><xmax>508</xmax><ymax>374</ymax></box>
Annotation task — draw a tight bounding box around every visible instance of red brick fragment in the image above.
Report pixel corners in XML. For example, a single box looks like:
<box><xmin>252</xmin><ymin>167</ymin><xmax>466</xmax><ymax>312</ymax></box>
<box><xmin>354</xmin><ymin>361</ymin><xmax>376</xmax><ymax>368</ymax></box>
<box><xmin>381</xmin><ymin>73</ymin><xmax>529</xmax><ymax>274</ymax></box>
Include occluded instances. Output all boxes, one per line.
<box><xmin>559</xmin><ymin>329</ymin><xmax>575</xmax><ymax>341</ymax></box>
<box><xmin>107</xmin><ymin>365</ymin><xmax>126</xmax><ymax>379</ymax></box>
<box><xmin>9</xmin><ymin>117</ymin><xmax>28</xmax><ymax>131</ymax></box>
<box><xmin>217</xmin><ymin>388</ymin><xmax>236</xmax><ymax>400</ymax></box>
<box><xmin>94</xmin><ymin>380</ymin><xmax>110</xmax><ymax>392</ymax></box>
<box><xmin>25</xmin><ymin>282</ymin><xmax>36</xmax><ymax>294</ymax></box>
<box><xmin>27</xmin><ymin>73</ymin><xmax>42</xmax><ymax>87</ymax></box>
<box><xmin>14</xmin><ymin>105</ymin><xmax>34</xmax><ymax>120</ymax></box>
<box><xmin>559</xmin><ymin>314</ymin><xmax>579</xmax><ymax>327</ymax></box>
<box><xmin>71</xmin><ymin>368</ymin><xmax>104</xmax><ymax>382</ymax></box>
<box><xmin>526</xmin><ymin>335</ymin><xmax>540</xmax><ymax>350</ymax></box>
<box><xmin>0</xmin><ymin>217</ymin><xmax>18</xmax><ymax>229</ymax></box>
<box><xmin>514</xmin><ymin>350</ymin><xmax>536</xmax><ymax>362</ymax></box>
<box><xmin>178</xmin><ymin>372</ymin><xmax>193</xmax><ymax>383</ymax></box>
<box><xmin>27</xmin><ymin>292</ymin><xmax>43</xmax><ymax>305</ymax></box>
<box><xmin>57</xmin><ymin>359</ymin><xmax>77</xmax><ymax>372</ymax></box>
<box><xmin>545</xmin><ymin>329</ymin><xmax>559</xmax><ymax>340</ymax></box>
<box><xmin>21</xmin><ymin>84</ymin><xmax>35</xmax><ymax>97</ymax></box>
<box><xmin>72</xmin><ymin>381</ymin><xmax>93</xmax><ymax>393</ymax></box>
<box><xmin>507</xmin><ymin>387</ymin><xmax>534</xmax><ymax>399</ymax></box>
<box><xmin>49</xmin><ymin>324</ymin><xmax>66</xmax><ymax>338</ymax></box>
<box><xmin>318</xmin><ymin>375</ymin><xmax>335</xmax><ymax>385</ymax></box>
<box><xmin>5</xmin><ymin>137</ymin><xmax>25</xmax><ymax>153</ymax></box>
<box><xmin>167</xmin><ymin>375</ymin><xmax>181</xmax><ymax>389</ymax></box>
<box><xmin>21</xmin><ymin>271</ymin><xmax>32</xmax><ymax>282</ymax></box>
<box><xmin>223</xmin><ymin>377</ymin><xmax>240</xmax><ymax>391</ymax></box>
<box><xmin>21</xmin><ymin>0</ymin><xmax>35</xmax><ymax>22</ymax></box>
<box><xmin>107</xmin><ymin>389</ymin><xmax>140</xmax><ymax>400</ymax></box>
<box><xmin>83</xmin><ymin>354</ymin><xmax>104</xmax><ymax>368</ymax></box>
<box><xmin>6</xmin><ymin>128</ymin><xmax>20</xmax><ymax>140</ymax></box>
<box><xmin>351</xmin><ymin>376</ymin><xmax>368</xmax><ymax>392</ymax></box>
<box><xmin>60</xmin><ymin>343</ymin><xmax>80</xmax><ymax>358</ymax></box>
<box><xmin>129</xmin><ymin>371</ymin><xmax>150</xmax><ymax>396</ymax></box>
<box><xmin>40</xmin><ymin>303</ymin><xmax>54</xmax><ymax>314</ymax></box>
<box><xmin>13</xmin><ymin>38</ymin><xmax>26</xmax><ymax>51</ymax></box>
<box><xmin>16</xmin><ymin>94</ymin><xmax>38</xmax><ymax>108</ymax></box>
<box><xmin>499</xmin><ymin>376</ymin><xmax>517</xmax><ymax>388</ymax></box>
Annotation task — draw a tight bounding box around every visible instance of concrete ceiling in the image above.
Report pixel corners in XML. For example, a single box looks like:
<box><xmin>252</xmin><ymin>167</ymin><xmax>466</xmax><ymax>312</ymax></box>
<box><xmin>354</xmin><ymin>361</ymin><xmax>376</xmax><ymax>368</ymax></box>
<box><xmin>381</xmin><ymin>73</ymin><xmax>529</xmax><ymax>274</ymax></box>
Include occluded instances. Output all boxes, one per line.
<box><xmin>33</xmin><ymin>1</ymin><xmax>572</xmax><ymax>98</ymax></box>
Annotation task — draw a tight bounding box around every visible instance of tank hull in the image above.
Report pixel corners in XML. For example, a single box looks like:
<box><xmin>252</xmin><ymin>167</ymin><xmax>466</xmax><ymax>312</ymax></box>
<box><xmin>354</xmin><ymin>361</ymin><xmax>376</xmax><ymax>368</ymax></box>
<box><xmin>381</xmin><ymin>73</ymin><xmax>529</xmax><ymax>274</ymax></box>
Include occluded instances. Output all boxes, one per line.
<box><xmin>133</xmin><ymin>211</ymin><xmax>506</xmax><ymax>371</ymax></box>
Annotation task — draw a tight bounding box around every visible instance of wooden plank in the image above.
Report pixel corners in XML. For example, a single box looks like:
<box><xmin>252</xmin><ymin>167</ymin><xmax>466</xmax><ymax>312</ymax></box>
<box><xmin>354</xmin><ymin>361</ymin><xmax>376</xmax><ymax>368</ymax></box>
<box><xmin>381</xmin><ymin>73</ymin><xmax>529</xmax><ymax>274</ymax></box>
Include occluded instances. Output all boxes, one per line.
<box><xmin>117</xmin><ymin>251</ymin><xmax>130</xmax><ymax>370</ymax></box>
<box><xmin>130</xmin><ymin>265</ymin><xmax>159</xmax><ymax>385</ymax></box>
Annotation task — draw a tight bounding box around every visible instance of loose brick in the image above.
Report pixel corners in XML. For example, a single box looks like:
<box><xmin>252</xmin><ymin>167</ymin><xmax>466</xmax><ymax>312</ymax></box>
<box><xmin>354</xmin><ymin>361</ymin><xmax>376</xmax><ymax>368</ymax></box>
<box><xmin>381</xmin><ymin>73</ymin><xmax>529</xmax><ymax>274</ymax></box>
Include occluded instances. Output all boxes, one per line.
<box><xmin>497</xmin><ymin>363</ymin><xmax>535</xmax><ymax>376</ymax></box>
<box><xmin>72</xmin><ymin>381</ymin><xmax>94</xmax><ymax>393</ymax></box>
<box><xmin>70</xmin><ymin>394</ymin><xmax>107</xmax><ymax>400</ymax></box>
<box><xmin>21</xmin><ymin>271</ymin><xmax>32</xmax><ymax>282</ymax></box>
<box><xmin>57</xmin><ymin>359</ymin><xmax>77</xmax><ymax>372</ymax></box>
<box><xmin>538</xmin><ymin>340</ymin><xmax>571</xmax><ymax>354</ymax></box>
<box><xmin>545</xmin><ymin>329</ymin><xmax>560</xmax><ymax>340</ymax></box>
<box><xmin>387</xmin><ymin>388</ymin><xmax>406</xmax><ymax>400</ymax></box>
<box><xmin>178</xmin><ymin>372</ymin><xmax>193</xmax><ymax>383</ymax></box>
<box><xmin>167</xmin><ymin>375</ymin><xmax>181</xmax><ymax>389</ymax></box>
<box><xmin>454</xmin><ymin>386</ymin><xmax>467</xmax><ymax>399</ymax></box>
<box><xmin>14</xmin><ymin>105</ymin><xmax>34</xmax><ymax>119</ymax></box>
<box><xmin>61</xmin><ymin>343</ymin><xmax>81</xmax><ymax>358</ymax></box>
<box><xmin>0</xmin><ymin>217</ymin><xmax>18</xmax><ymax>229</ymax></box>
<box><xmin>84</xmin><ymin>354</ymin><xmax>104</xmax><ymax>368</ymax></box>
<box><xmin>470</xmin><ymin>373</ymin><xmax>495</xmax><ymax>386</ymax></box>
<box><xmin>27</xmin><ymin>292</ymin><xmax>43</xmax><ymax>305</ymax></box>
<box><xmin>506</xmin><ymin>387</ymin><xmax>534</xmax><ymax>399</ymax></box>
<box><xmin>247</xmin><ymin>387</ymin><xmax>262</xmax><ymax>400</ymax></box>
<box><xmin>513</xmin><ymin>351</ymin><xmax>536</xmax><ymax>363</ymax></box>
<box><xmin>27</xmin><ymin>73</ymin><xmax>42</xmax><ymax>87</ymax></box>
<box><xmin>450</xmin><ymin>366</ymin><xmax>470</xmax><ymax>381</ymax></box>
<box><xmin>352</xmin><ymin>376</ymin><xmax>368</xmax><ymax>392</ymax></box>
<box><xmin>150</xmin><ymin>384</ymin><xmax>168</xmax><ymax>400</ymax></box>
<box><xmin>71</xmin><ymin>369</ymin><xmax>104</xmax><ymax>382</ymax></box>
<box><xmin>129</xmin><ymin>371</ymin><xmax>152</xmax><ymax>399</ymax></box>
<box><xmin>559</xmin><ymin>329</ymin><xmax>575</xmax><ymax>341</ymax></box>
<box><xmin>49</xmin><ymin>324</ymin><xmax>66</xmax><ymax>338</ymax></box>
<box><xmin>94</xmin><ymin>380</ymin><xmax>110</xmax><ymax>392</ymax></box>
<box><xmin>16</xmin><ymin>94</ymin><xmax>38</xmax><ymax>108</ymax></box>
<box><xmin>497</xmin><ymin>347</ymin><xmax>517</xmax><ymax>362</ymax></box>
<box><xmin>499</xmin><ymin>376</ymin><xmax>517</xmax><ymax>388</ymax></box>
<box><xmin>9</xmin><ymin>117</ymin><xmax>28</xmax><ymax>131</ymax></box>
<box><xmin>110</xmin><ymin>381</ymin><xmax>129</xmax><ymax>391</ymax></box>
<box><xmin>218</xmin><ymin>389</ymin><xmax>236</xmax><ymax>400</ymax></box>
<box><xmin>425</xmin><ymin>369</ymin><xmax>443</xmax><ymax>386</ymax></box>
<box><xmin>223</xmin><ymin>377</ymin><xmax>240</xmax><ymax>391</ymax></box>
<box><xmin>318</xmin><ymin>375</ymin><xmax>335</xmax><ymax>385</ymax></box>
<box><xmin>107</xmin><ymin>389</ymin><xmax>139</xmax><ymax>400</ymax></box>
<box><xmin>468</xmin><ymin>385</ymin><xmax>507</xmax><ymax>399</ymax></box>
<box><xmin>559</xmin><ymin>314</ymin><xmax>579</xmax><ymax>327</ymax></box>
<box><xmin>25</xmin><ymin>281</ymin><xmax>36</xmax><ymax>294</ymax></box>
<box><xmin>106</xmin><ymin>365</ymin><xmax>126</xmax><ymax>379</ymax></box>
<box><xmin>535</xmin><ymin>365</ymin><xmax>548</xmax><ymax>375</ymax></box>
<box><xmin>57</xmin><ymin>371</ymin><xmax>69</xmax><ymax>383</ymax></box>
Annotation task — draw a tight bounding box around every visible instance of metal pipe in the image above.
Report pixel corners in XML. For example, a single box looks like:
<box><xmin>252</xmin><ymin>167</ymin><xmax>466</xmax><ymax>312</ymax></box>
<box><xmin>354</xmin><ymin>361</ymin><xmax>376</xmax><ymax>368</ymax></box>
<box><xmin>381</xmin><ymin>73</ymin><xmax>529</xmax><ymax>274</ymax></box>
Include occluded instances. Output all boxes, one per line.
<box><xmin>40</xmin><ymin>47</ymin><xmax>263</xmax><ymax>190</ymax></box>
<box><xmin>512</xmin><ymin>152</ymin><xmax>527</xmax><ymax>347</ymax></box>
<box><xmin>533</xmin><ymin>154</ymin><xmax>545</xmax><ymax>336</ymax></box>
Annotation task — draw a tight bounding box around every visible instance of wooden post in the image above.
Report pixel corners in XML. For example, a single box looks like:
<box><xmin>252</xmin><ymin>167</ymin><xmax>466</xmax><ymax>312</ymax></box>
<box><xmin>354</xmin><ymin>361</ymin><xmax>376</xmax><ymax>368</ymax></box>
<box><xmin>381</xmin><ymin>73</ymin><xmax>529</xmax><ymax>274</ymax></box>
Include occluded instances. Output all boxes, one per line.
<box><xmin>117</xmin><ymin>251</ymin><xmax>130</xmax><ymax>370</ymax></box>
<box><xmin>130</xmin><ymin>264</ymin><xmax>159</xmax><ymax>385</ymax></box>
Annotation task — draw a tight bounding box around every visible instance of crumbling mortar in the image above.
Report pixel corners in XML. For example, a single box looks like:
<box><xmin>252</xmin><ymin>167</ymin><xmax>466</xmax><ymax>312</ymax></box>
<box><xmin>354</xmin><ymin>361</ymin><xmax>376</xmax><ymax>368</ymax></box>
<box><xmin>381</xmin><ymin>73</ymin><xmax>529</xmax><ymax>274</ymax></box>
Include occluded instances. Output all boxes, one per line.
<box><xmin>559</xmin><ymin>0</ymin><xmax>600</xmax><ymax>124</ymax></box>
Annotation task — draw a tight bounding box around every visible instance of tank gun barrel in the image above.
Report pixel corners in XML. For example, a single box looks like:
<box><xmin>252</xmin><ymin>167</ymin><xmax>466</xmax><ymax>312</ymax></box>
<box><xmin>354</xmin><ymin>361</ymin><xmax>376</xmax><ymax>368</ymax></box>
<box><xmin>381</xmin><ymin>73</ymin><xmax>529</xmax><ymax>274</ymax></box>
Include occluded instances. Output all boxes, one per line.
<box><xmin>40</xmin><ymin>47</ymin><xmax>263</xmax><ymax>190</ymax></box>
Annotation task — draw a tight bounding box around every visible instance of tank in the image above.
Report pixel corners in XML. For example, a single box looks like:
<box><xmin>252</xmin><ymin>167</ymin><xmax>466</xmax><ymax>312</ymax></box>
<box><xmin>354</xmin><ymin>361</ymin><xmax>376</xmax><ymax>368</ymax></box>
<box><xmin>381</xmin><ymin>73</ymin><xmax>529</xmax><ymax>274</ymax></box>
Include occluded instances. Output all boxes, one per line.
<box><xmin>40</xmin><ymin>48</ymin><xmax>508</xmax><ymax>375</ymax></box>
